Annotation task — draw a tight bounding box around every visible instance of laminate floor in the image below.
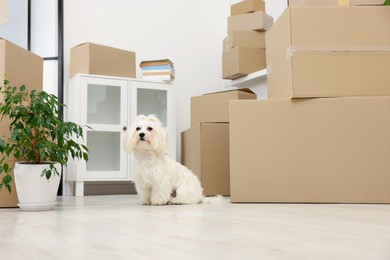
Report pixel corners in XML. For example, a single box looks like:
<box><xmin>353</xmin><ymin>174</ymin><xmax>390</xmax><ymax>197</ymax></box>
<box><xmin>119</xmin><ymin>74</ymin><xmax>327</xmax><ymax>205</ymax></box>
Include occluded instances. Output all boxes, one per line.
<box><xmin>1</xmin><ymin>195</ymin><xmax>390</xmax><ymax>260</ymax></box>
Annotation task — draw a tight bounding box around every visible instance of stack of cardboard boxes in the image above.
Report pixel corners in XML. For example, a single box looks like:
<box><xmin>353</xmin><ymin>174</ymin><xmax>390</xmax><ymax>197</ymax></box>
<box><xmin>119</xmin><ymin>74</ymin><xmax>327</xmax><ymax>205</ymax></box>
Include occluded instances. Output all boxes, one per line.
<box><xmin>230</xmin><ymin>2</ymin><xmax>390</xmax><ymax>203</ymax></box>
<box><xmin>222</xmin><ymin>0</ymin><xmax>273</xmax><ymax>80</ymax></box>
<box><xmin>0</xmin><ymin>38</ymin><xmax>44</xmax><ymax>207</ymax></box>
<box><xmin>181</xmin><ymin>88</ymin><xmax>256</xmax><ymax>196</ymax></box>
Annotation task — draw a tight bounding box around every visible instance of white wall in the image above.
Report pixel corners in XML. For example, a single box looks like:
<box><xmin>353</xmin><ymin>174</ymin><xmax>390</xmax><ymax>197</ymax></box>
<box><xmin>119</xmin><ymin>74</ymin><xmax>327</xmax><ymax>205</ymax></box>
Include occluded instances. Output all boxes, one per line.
<box><xmin>0</xmin><ymin>0</ymin><xmax>28</xmax><ymax>50</ymax></box>
<box><xmin>64</xmin><ymin>0</ymin><xmax>288</xmax><ymax>160</ymax></box>
<box><xmin>31</xmin><ymin>0</ymin><xmax>59</xmax><ymax>96</ymax></box>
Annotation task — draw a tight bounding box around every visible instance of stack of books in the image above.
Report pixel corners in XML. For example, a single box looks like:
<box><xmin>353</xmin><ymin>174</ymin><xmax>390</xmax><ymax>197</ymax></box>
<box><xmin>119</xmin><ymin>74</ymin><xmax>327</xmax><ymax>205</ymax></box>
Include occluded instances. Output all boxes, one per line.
<box><xmin>140</xmin><ymin>59</ymin><xmax>175</xmax><ymax>82</ymax></box>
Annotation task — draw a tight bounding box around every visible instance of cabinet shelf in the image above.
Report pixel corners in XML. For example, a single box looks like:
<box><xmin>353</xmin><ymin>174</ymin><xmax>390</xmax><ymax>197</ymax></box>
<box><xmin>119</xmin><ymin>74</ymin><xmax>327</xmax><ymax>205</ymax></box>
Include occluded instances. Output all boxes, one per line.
<box><xmin>224</xmin><ymin>69</ymin><xmax>267</xmax><ymax>88</ymax></box>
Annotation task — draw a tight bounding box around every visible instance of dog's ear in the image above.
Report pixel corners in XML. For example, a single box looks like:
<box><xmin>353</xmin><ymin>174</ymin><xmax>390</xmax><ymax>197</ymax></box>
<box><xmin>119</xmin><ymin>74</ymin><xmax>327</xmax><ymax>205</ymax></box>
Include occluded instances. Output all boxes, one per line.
<box><xmin>155</xmin><ymin>126</ymin><xmax>169</xmax><ymax>155</ymax></box>
<box><xmin>123</xmin><ymin>130</ymin><xmax>134</xmax><ymax>154</ymax></box>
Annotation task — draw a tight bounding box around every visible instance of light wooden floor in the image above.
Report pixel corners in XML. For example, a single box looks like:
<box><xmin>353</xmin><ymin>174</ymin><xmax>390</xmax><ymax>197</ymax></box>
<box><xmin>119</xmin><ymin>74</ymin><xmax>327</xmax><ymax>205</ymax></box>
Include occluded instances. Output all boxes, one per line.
<box><xmin>1</xmin><ymin>195</ymin><xmax>390</xmax><ymax>260</ymax></box>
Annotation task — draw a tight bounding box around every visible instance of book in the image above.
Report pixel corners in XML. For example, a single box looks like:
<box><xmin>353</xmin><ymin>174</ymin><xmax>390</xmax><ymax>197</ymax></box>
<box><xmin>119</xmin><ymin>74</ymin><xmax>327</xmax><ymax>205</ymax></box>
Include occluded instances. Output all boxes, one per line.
<box><xmin>142</xmin><ymin>71</ymin><xmax>175</xmax><ymax>76</ymax></box>
<box><xmin>141</xmin><ymin>65</ymin><xmax>174</xmax><ymax>70</ymax></box>
<box><xmin>142</xmin><ymin>74</ymin><xmax>175</xmax><ymax>82</ymax></box>
<box><xmin>141</xmin><ymin>69</ymin><xmax>175</xmax><ymax>73</ymax></box>
<box><xmin>140</xmin><ymin>59</ymin><xmax>174</xmax><ymax>67</ymax></box>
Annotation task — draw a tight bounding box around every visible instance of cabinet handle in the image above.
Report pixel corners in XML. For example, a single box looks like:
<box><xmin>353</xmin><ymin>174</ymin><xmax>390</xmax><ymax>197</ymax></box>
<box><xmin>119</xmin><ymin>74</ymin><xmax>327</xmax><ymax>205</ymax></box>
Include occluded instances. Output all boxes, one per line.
<box><xmin>123</xmin><ymin>126</ymin><xmax>127</xmax><ymax>131</ymax></box>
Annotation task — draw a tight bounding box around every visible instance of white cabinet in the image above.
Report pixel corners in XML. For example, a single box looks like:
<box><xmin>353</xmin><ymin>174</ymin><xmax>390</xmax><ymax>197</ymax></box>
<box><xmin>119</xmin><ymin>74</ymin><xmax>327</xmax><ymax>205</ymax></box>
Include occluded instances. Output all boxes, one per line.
<box><xmin>65</xmin><ymin>74</ymin><xmax>175</xmax><ymax>196</ymax></box>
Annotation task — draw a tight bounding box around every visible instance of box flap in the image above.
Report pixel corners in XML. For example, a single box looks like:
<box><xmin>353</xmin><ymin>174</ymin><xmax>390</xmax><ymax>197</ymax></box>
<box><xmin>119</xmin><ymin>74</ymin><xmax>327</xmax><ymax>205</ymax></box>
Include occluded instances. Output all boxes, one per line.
<box><xmin>203</xmin><ymin>88</ymin><xmax>255</xmax><ymax>96</ymax></box>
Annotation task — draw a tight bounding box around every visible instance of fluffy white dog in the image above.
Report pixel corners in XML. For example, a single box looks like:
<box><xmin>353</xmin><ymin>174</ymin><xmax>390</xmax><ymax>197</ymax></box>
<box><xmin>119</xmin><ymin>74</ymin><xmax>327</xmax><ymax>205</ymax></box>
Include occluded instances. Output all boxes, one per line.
<box><xmin>124</xmin><ymin>114</ymin><xmax>227</xmax><ymax>206</ymax></box>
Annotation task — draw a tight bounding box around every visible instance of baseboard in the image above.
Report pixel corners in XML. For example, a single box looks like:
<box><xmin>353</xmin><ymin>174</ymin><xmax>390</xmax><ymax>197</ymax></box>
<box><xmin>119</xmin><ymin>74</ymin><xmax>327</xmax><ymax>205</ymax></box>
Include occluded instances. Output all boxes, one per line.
<box><xmin>84</xmin><ymin>181</ymin><xmax>137</xmax><ymax>195</ymax></box>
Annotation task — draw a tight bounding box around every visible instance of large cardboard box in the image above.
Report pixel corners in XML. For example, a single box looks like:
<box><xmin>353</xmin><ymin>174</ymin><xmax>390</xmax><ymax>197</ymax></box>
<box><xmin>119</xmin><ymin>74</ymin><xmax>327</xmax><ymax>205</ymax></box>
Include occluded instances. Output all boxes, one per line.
<box><xmin>231</xmin><ymin>0</ymin><xmax>265</xmax><ymax>16</ymax></box>
<box><xmin>228</xmin><ymin>11</ymin><xmax>273</xmax><ymax>32</ymax></box>
<box><xmin>0</xmin><ymin>39</ymin><xmax>43</xmax><ymax>89</ymax></box>
<box><xmin>266</xmin><ymin>6</ymin><xmax>390</xmax><ymax>99</ymax></box>
<box><xmin>0</xmin><ymin>117</ymin><xmax>19</xmax><ymax>208</ymax></box>
<box><xmin>289</xmin><ymin>0</ymin><xmax>384</xmax><ymax>6</ymax></box>
<box><xmin>0</xmin><ymin>38</ymin><xmax>43</xmax><ymax>207</ymax></box>
<box><xmin>191</xmin><ymin>88</ymin><xmax>256</xmax><ymax>126</ymax></box>
<box><xmin>223</xmin><ymin>46</ymin><xmax>266</xmax><ymax>80</ymax></box>
<box><xmin>70</xmin><ymin>42</ymin><xmax>136</xmax><ymax>78</ymax></box>
<box><xmin>230</xmin><ymin>97</ymin><xmax>390</xmax><ymax>203</ymax></box>
<box><xmin>181</xmin><ymin>123</ymin><xmax>230</xmax><ymax>196</ymax></box>
<box><xmin>223</xmin><ymin>30</ymin><xmax>266</xmax><ymax>52</ymax></box>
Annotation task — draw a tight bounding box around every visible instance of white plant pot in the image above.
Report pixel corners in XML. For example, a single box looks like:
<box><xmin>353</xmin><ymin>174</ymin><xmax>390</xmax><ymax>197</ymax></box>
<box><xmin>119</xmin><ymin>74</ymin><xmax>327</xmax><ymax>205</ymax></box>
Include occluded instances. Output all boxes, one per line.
<box><xmin>14</xmin><ymin>162</ymin><xmax>62</xmax><ymax>211</ymax></box>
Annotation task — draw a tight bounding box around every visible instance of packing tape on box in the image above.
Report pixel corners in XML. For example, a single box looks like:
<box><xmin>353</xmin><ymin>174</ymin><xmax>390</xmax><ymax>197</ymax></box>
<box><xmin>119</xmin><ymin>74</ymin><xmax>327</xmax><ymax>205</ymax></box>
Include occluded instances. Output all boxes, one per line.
<box><xmin>338</xmin><ymin>0</ymin><xmax>349</xmax><ymax>5</ymax></box>
<box><xmin>286</xmin><ymin>45</ymin><xmax>390</xmax><ymax>58</ymax></box>
<box><xmin>290</xmin><ymin>0</ymin><xmax>350</xmax><ymax>5</ymax></box>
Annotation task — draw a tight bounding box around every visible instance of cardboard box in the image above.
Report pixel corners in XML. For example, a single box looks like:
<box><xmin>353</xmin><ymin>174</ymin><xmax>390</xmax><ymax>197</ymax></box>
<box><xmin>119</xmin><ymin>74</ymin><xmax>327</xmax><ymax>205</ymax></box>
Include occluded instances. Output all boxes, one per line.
<box><xmin>266</xmin><ymin>6</ymin><xmax>390</xmax><ymax>99</ymax></box>
<box><xmin>231</xmin><ymin>0</ymin><xmax>265</xmax><ymax>16</ymax></box>
<box><xmin>0</xmin><ymin>176</ymin><xmax>18</xmax><ymax>207</ymax></box>
<box><xmin>70</xmin><ymin>42</ymin><xmax>136</xmax><ymax>78</ymax></box>
<box><xmin>191</xmin><ymin>88</ymin><xmax>256</xmax><ymax>126</ymax></box>
<box><xmin>0</xmin><ymin>38</ymin><xmax>43</xmax><ymax>207</ymax></box>
<box><xmin>181</xmin><ymin>123</ymin><xmax>230</xmax><ymax>196</ymax></box>
<box><xmin>289</xmin><ymin>0</ymin><xmax>384</xmax><ymax>6</ymax></box>
<box><xmin>0</xmin><ymin>117</ymin><xmax>19</xmax><ymax>208</ymax></box>
<box><xmin>223</xmin><ymin>46</ymin><xmax>266</xmax><ymax>80</ymax></box>
<box><xmin>230</xmin><ymin>97</ymin><xmax>390</xmax><ymax>203</ymax></box>
<box><xmin>0</xmin><ymin>38</ymin><xmax>43</xmax><ymax>89</ymax></box>
<box><xmin>223</xmin><ymin>30</ymin><xmax>266</xmax><ymax>52</ymax></box>
<box><xmin>228</xmin><ymin>11</ymin><xmax>273</xmax><ymax>32</ymax></box>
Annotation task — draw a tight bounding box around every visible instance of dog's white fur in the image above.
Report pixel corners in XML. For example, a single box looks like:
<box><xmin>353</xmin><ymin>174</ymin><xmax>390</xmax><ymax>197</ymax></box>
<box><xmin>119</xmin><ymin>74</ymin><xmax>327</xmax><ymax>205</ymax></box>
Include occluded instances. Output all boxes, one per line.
<box><xmin>124</xmin><ymin>114</ymin><xmax>227</xmax><ymax>205</ymax></box>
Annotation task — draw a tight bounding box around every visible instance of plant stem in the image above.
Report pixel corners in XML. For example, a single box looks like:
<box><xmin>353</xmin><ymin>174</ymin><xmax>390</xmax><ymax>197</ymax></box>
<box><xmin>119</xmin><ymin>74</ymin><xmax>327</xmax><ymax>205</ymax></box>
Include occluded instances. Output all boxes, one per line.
<box><xmin>32</xmin><ymin>128</ymin><xmax>41</xmax><ymax>164</ymax></box>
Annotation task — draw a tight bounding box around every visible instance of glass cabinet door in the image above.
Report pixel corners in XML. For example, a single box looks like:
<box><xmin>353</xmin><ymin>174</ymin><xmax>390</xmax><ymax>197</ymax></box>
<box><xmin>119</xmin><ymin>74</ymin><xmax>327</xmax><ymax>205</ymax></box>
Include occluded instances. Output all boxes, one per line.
<box><xmin>87</xmin><ymin>84</ymin><xmax>121</xmax><ymax>125</ymax></box>
<box><xmin>137</xmin><ymin>88</ymin><xmax>168</xmax><ymax>126</ymax></box>
<box><xmin>130</xmin><ymin>80</ymin><xmax>175</xmax><ymax>159</ymax></box>
<box><xmin>80</xmin><ymin>77</ymin><xmax>129</xmax><ymax>180</ymax></box>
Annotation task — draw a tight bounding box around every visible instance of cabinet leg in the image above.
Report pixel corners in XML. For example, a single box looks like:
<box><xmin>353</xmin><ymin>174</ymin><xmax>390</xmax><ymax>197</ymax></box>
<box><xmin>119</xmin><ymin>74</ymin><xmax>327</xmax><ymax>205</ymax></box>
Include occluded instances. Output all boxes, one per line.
<box><xmin>75</xmin><ymin>181</ymin><xmax>84</xmax><ymax>197</ymax></box>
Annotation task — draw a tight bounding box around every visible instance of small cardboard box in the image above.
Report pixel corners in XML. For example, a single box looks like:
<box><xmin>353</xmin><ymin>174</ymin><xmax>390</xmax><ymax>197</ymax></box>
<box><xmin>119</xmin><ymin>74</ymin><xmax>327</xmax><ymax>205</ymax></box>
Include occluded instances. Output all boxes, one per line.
<box><xmin>223</xmin><ymin>46</ymin><xmax>266</xmax><ymax>80</ymax></box>
<box><xmin>70</xmin><ymin>42</ymin><xmax>136</xmax><ymax>78</ymax></box>
<box><xmin>0</xmin><ymin>38</ymin><xmax>43</xmax><ymax>207</ymax></box>
<box><xmin>289</xmin><ymin>0</ymin><xmax>384</xmax><ymax>6</ymax></box>
<box><xmin>228</xmin><ymin>11</ymin><xmax>273</xmax><ymax>32</ymax></box>
<box><xmin>231</xmin><ymin>0</ymin><xmax>265</xmax><ymax>16</ymax></box>
<box><xmin>181</xmin><ymin>123</ymin><xmax>230</xmax><ymax>196</ymax></box>
<box><xmin>191</xmin><ymin>88</ymin><xmax>256</xmax><ymax>126</ymax></box>
<box><xmin>230</xmin><ymin>97</ymin><xmax>390</xmax><ymax>203</ymax></box>
<box><xmin>223</xmin><ymin>30</ymin><xmax>266</xmax><ymax>52</ymax></box>
<box><xmin>266</xmin><ymin>6</ymin><xmax>390</xmax><ymax>99</ymax></box>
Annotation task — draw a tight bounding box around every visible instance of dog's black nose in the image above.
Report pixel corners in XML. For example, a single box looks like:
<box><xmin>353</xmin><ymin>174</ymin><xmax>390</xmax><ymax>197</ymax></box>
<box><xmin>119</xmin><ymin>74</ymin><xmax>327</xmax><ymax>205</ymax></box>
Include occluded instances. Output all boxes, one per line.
<box><xmin>139</xmin><ymin>132</ymin><xmax>145</xmax><ymax>139</ymax></box>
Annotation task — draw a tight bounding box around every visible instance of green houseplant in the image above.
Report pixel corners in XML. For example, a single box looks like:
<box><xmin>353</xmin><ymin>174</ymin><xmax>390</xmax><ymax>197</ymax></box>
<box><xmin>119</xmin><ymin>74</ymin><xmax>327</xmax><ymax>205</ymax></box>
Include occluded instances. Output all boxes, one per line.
<box><xmin>386</xmin><ymin>0</ymin><xmax>390</xmax><ymax>5</ymax></box>
<box><xmin>0</xmin><ymin>79</ymin><xmax>88</xmax><ymax>210</ymax></box>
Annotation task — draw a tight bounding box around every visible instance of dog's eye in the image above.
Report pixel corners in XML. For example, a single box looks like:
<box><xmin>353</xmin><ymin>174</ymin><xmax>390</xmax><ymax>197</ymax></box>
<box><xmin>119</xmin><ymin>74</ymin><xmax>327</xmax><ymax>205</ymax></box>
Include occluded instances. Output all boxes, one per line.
<box><xmin>136</xmin><ymin>127</ymin><xmax>141</xmax><ymax>131</ymax></box>
<box><xmin>147</xmin><ymin>127</ymin><xmax>153</xmax><ymax>131</ymax></box>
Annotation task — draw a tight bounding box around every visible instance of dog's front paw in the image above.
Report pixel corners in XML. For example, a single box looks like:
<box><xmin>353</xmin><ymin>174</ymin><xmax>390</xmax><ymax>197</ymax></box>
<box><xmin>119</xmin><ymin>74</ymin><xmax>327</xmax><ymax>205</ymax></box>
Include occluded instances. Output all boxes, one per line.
<box><xmin>151</xmin><ymin>199</ymin><xmax>169</xmax><ymax>206</ymax></box>
<box><xmin>140</xmin><ymin>198</ymin><xmax>151</xmax><ymax>205</ymax></box>
<box><xmin>151</xmin><ymin>202</ymin><xmax>167</xmax><ymax>206</ymax></box>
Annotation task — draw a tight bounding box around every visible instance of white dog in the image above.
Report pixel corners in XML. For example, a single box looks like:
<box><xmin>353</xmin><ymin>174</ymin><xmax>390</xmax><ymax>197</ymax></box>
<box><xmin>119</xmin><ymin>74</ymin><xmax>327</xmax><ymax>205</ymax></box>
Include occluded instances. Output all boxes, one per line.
<box><xmin>124</xmin><ymin>114</ymin><xmax>227</xmax><ymax>205</ymax></box>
